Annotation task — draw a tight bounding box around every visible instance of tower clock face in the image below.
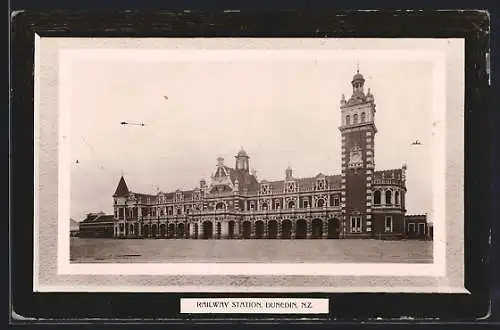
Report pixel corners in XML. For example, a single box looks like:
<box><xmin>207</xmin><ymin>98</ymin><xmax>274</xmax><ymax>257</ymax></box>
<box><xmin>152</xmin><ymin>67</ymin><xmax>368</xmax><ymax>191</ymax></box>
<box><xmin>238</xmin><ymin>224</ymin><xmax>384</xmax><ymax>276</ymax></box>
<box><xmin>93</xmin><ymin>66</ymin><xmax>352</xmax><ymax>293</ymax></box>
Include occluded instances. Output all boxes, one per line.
<box><xmin>350</xmin><ymin>151</ymin><xmax>362</xmax><ymax>163</ymax></box>
<box><xmin>348</xmin><ymin>144</ymin><xmax>363</xmax><ymax>168</ymax></box>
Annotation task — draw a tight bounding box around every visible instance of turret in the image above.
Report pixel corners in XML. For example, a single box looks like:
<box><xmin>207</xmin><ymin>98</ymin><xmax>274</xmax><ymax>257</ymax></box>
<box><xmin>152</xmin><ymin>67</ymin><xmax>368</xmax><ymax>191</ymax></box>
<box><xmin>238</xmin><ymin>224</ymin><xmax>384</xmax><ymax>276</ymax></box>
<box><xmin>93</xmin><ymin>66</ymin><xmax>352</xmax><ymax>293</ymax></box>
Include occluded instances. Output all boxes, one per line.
<box><xmin>285</xmin><ymin>165</ymin><xmax>293</xmax><ymax>180</ymax></box>
<box><xmin>235</xmin><ymin>147</ymin><xmax>250</xmax><ymax>172</ymax></box>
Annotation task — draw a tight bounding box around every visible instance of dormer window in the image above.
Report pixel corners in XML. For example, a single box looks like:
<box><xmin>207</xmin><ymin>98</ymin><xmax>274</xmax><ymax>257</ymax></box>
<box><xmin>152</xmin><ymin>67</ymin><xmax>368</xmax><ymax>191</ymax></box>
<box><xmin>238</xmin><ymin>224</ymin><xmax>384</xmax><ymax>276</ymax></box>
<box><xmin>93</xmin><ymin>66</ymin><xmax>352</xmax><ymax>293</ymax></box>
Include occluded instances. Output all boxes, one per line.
<box><xmin>260</xmin><ymin>184</ymin><xmax>270</xmax><ymax>195</ymax></box>
<box><xmin>286</xmin><ymin>182</ymin><xmax>296</xmax><ymax>193</ymax></box>
<box><xmin>175</xmin><ymin>191</ymin><xmax>183</xmax><ymax>202</ymax></box>
<box><xmin>193</xmin><ymin>191</ymin><xmax>201</xmax><ymax>201</ymax></box>
<box><xmin>315</xmin><ymin>177</ymin><xmax>326</xmax><ymax>190</ymax></box>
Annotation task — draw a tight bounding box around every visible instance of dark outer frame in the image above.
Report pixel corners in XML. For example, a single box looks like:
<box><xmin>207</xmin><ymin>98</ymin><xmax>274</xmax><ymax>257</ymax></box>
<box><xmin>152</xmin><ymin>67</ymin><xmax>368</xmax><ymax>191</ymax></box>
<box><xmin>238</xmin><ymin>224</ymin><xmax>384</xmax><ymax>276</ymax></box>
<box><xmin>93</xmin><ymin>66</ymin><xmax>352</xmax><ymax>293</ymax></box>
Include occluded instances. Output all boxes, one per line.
<box><xmin>10</xmin><ymin>10</ymin><xmax>493</xmax><ymax>322</ymax></box>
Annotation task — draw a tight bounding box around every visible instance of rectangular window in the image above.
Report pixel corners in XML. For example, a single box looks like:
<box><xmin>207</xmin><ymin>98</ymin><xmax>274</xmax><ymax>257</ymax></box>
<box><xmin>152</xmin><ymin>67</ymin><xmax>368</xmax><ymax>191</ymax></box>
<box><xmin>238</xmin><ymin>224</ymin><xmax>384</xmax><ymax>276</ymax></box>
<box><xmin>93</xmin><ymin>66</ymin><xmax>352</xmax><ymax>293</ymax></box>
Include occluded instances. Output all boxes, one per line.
<box><xmin>118</xmin><ymin>208</ymin><xmax>124</xmax><ymax>220</ymax></box>
<box><xmin>385</xmin><ymin>216</ymin><xmax>393</xmax><ymax>232</ymax></box>
<box><xmin>408</xmin><ymin>223</ymin><xmax>415</xmax><ymax>233</ymax></box>
<box><xmin>418</xmin><ymin>223</ymin><xmax>425</xmax><ymax>235</ymax></box>
<box><xmin>250</xmin><ymin>203</ymin><xmax>255</xmax><ymax>211</ymax></box>
<box><xmin>350</xmin><ymin>216</ymin><xmax>362</xmax><ymax>233</ymax></box>
<box><xmin>333</xmin><ymin>197</ymin><xmax>340</xmax><ymax>206</ymax></box>
<box><xmin>114</xmin><ymin>210</ymin><xmax>117</xmax><ymax>219</ymax></box>
<box><xmin>303</xmin><ymin>200</ymin><xmax>309</xmax><ymax>208</ymax></box>
<box><xmin>275</xmin><ymin>202</ymin><xmax>281</xmax><ymax>209</ymax></box>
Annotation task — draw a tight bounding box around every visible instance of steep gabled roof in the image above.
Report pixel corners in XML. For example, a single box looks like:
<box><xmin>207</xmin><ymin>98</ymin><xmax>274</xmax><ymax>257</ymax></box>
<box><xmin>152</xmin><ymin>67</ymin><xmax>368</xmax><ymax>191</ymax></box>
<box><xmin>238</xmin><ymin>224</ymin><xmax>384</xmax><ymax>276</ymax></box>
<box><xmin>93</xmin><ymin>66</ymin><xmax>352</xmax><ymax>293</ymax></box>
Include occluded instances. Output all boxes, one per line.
<box><xmin>81</xmin><ymin>214</ymin><xmax>115</xmax><ymax>223</ymax></box>
<box><xmin>113</xmin><ymin>176</ymin><xmax>129</xmax><ymax>197</ymax></box>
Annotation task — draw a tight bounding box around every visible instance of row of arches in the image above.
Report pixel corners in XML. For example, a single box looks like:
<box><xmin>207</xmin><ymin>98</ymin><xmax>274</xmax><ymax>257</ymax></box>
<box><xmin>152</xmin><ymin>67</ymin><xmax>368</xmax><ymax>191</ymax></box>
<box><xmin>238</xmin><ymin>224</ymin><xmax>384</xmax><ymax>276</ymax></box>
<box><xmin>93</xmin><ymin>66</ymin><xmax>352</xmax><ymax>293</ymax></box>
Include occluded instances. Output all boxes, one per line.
<box><xmin>117</xmin><ymin>219</ymin><xmax>341</xmax><ymax>239</ymax></box>
<box><xmin>346</xmin><ymin>112</ymin><xmax>366</xmax><ymax>126</ymax></box>
<box><xmin>373</xmin><ymin>189</ymin><xmax>401</xmax><ymax>206</ymax></box>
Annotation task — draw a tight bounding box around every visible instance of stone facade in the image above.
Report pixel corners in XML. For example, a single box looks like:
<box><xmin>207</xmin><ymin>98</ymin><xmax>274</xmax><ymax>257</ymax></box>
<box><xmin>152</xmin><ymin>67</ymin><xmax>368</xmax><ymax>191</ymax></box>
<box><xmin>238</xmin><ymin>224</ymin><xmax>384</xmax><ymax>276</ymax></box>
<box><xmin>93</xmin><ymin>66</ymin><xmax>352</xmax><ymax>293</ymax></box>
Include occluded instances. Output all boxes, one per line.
<box><xmin>111</xmin><ymin>70</ymin><xmax>424</xmax><ymax>240</ymax></box>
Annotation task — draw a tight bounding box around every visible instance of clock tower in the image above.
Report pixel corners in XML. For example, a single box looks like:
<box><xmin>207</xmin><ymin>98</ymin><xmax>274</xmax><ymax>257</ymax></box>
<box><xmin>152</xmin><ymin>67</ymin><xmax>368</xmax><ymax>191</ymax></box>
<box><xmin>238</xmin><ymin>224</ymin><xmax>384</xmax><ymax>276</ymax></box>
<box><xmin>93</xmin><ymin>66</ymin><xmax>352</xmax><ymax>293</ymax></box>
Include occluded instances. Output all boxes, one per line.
<box><xmin>339</xmin><ymin>69</ymin><xmax>377</xmax><ymax>238</ymax></box>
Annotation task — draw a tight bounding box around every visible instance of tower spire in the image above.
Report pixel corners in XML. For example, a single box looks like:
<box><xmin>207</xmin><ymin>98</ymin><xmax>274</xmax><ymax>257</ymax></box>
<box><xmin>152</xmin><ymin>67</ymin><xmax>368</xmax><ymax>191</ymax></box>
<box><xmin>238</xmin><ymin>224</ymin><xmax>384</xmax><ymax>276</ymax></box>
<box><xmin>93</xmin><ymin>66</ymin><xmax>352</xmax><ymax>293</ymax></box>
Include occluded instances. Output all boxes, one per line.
<box><xmin>356</xmin><ymin>60</ymin><xmax>359</xmax><ymax>73</ymax></box>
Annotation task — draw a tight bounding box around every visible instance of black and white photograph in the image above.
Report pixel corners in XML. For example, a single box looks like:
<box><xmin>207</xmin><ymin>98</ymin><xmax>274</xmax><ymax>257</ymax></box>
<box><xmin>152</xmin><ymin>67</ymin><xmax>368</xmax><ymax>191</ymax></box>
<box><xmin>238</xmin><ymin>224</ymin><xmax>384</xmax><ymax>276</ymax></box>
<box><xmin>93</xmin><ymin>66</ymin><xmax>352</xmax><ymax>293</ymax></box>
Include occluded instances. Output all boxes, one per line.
<box><xmin>34</xmin><ymin>37</ymin><xmax>465</xmax><ymax>293</ymax></box>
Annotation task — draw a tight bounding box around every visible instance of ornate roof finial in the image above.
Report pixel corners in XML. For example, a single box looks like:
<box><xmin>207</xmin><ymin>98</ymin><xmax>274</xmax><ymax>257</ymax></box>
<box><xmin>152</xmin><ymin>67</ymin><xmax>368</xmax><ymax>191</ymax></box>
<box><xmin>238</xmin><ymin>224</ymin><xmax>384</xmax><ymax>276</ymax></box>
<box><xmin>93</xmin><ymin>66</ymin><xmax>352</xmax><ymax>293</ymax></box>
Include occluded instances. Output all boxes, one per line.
<box><xmin>356</xmin><ymin>60</ymin><xmax>359</xmax><ymax>73</ymax></box>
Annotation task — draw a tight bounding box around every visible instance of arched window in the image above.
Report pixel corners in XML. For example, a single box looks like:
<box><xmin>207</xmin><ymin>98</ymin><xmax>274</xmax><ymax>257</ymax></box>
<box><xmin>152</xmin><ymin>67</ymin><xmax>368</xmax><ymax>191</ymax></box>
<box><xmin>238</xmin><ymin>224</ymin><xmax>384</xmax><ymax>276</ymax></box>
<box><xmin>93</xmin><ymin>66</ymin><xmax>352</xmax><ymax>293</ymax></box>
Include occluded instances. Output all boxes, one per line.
<box><xmin>346</xmin><ymin>115</ymin><xmax>351</xmax><ymax>125</ymax></box>
<box><xmin>353</xmin><ymin>114</ymin><xmax>358</xmax><ymax>124</ymax></box>
<box><xmin>385</xmin><ymin>190</ymin><xmax>392</xmax><ymax>205</ymax></box>
<box><xmin>216</xmin><ymin>202</ymin><xmax>225</xmax><ymax>210</ymax></box>
<box><xmin>361</xmin><ymin>112</ymin><xmax>366</xmax><ymax>123</ymax></box>
<box><xmin>288</xmin><ymin>200</ymin><xmax>295</xmax><ymax>209</ymax></box>
<box><xmin>374</xmin><ymin>190</ymin><xmax>381</xmax><ymax>205</ymax></box>
<box><xmin>395</xmin><ymin>191</ymin><xmax>400</xmax><ymax>205</ymax></box>
<box><xmin>261</xmin><ymin>202</ymin><xmax>268</xmax><ymax>210</ymax></box>
<box><xmin>317</xmin><ymin>198</ymin><xmax>325</xmax><ymax>208</ymax></box>
<box><xmin>177</xmin><ymin>208</ymin><xmax>182</xmax><ymax>215</ymax></box>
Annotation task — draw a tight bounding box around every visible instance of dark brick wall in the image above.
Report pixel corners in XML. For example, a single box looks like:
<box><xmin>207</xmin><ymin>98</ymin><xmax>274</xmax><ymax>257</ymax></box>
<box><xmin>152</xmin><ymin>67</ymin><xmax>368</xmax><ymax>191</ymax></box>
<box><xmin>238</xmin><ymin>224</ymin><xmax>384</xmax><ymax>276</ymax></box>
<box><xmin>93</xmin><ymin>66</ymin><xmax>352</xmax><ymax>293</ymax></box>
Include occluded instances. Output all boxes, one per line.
<box><xmin>346</xmin><ymin>169</ymin><xmax>367</xmax><ymax>214</ymax></box>
<box><xmin>343</xmin><ymin>129</ymin><xmax>373</xmax><ymax>230</ymax></box>
<box><xmin>372</xmin><ymin>213</ymin><xmax>404</xmax><ymax>236</ymax></box>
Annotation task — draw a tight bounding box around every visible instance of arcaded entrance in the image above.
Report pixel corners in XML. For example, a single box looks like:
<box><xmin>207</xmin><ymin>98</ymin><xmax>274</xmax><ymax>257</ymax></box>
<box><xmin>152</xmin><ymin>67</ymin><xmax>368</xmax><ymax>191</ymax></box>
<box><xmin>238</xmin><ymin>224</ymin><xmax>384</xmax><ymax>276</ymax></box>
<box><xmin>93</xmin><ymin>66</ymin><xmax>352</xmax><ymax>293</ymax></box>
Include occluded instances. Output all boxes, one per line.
<box><xmin>255</xmin><ymin>221</ymin><xmax>264</xmax><ymax>239</ymax></box>
<box><xmin>202</xmin><ymin>220</ymin><xmax>213</xmax><ymax>239</ymax></box>
<box><xmin>281</xmin><ymin>220</ymin><xmax>292</xmax><ymax>239</ymax></box>
<box><xmin>311</xmin><ymin>219</ymin><xmax>323</xmax><ymax>239</ymax></box>
<box><xmin>228</xmin><ymin>221</ymin><xmax>235</xmax><ymax>239</ymax></box>
<box><xmin>168</xmin><ymin>223</ymin><xmax>176</xmax><ymax>238</ymax></box>
<box><xmin>242</xmin><ymin>221</ymin><xmax>251</xmax><ymax>239</ymax></box>
<box><xmin>267</xmin><ymin>220</ymin><xmax>278</xmax><ymax>239</ymax></box>
<box><xmin>159</xmin><ymin>223</ymin><xmax>166</xmax><ymax>238</ymax></box>
<box><xmin>295</xmin><ymin>219</ymin><xmax>307</xmax><ymax>239</ymax></box>
<box><xmin>142</xmin><ymin>224</ymin><xmax>150</xmax><ymax>238</ymax></box>
<box><xmin>177</xmin><ymin>223</ymin><xmax>185</xmax><ymax>238</ymax></box>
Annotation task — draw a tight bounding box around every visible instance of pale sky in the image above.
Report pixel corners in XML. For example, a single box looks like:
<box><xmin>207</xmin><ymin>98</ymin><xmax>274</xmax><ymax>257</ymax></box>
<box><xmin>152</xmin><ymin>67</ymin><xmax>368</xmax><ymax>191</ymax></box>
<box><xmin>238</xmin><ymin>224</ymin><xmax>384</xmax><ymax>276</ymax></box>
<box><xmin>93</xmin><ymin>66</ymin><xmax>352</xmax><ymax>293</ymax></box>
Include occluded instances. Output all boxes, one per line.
<box><xmin>68</xmin><ymin>53</ymin><xmax>434</xmax><ymax>221</ymax></box>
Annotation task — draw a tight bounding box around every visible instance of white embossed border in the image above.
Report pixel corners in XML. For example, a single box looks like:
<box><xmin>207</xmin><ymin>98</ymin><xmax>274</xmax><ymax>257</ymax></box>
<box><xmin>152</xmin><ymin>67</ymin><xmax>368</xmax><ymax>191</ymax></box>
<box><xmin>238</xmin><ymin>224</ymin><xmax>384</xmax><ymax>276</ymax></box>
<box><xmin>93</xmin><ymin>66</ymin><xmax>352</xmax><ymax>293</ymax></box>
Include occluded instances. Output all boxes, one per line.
<box><xmin>34</xmin><ymin>37</ymin><xmax>465</xmax><ymax>293</ymax></box>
